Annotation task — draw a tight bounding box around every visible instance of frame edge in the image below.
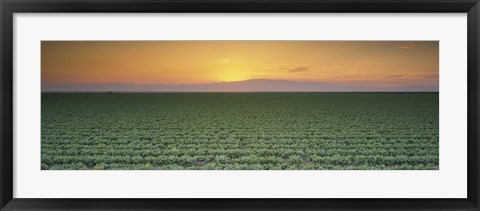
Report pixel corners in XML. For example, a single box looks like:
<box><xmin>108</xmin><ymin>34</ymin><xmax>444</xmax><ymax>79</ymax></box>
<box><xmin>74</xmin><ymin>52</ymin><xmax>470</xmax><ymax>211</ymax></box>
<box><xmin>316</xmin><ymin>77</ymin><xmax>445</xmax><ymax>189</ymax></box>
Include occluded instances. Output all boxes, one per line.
<box><xmin>1</xmin><ymin>0</ymin><xmax>479</xmax><ymax>210</ymax></box>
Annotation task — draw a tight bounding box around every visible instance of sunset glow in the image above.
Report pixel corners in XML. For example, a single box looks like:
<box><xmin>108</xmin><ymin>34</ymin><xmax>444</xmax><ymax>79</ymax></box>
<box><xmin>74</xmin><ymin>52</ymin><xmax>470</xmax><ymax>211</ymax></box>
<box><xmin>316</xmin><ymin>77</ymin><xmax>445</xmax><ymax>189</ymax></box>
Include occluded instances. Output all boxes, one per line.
<box><xmin>42</xmin><ymin>41</ymin><xmax>438</xmax><ymax>91</ymax></box>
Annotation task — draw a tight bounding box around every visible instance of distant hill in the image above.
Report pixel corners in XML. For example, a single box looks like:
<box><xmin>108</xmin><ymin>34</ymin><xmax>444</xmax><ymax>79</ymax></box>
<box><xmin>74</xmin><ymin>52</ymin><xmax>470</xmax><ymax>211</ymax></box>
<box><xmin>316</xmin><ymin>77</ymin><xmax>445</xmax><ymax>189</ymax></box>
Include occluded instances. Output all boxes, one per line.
<box><xmin>42</xmin><ymin>79</ymin><xmax>439</xmax><ymax>92</ymax></box>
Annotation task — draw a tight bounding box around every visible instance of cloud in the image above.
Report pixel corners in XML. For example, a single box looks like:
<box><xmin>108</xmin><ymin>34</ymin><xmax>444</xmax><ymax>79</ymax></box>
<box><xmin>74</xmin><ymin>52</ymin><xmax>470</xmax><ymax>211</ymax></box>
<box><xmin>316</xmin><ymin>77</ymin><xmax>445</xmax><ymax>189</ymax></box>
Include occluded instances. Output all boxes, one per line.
<box><xmin>288</xmin><ymin>66</ymin><xmax>309</xmax><ymax>73</ymax></box>
<box><xmin>217</xmin><ymin>58</ymin><xmax>230</xmax><ymax>64</ymax></box>
<box><xmin>400</xmin><ymin>43</ymin><xmax>418</xmax><ymax>49</ymax></box>
<box><xmin>263</xmin><ymin>64</ymin><xmax>310</xmax><ymax>73</ymax></box>
<box><xmin>332</xmin><ymin>73</ymin><xmax>438</xmax><ymax>81</ymax></box>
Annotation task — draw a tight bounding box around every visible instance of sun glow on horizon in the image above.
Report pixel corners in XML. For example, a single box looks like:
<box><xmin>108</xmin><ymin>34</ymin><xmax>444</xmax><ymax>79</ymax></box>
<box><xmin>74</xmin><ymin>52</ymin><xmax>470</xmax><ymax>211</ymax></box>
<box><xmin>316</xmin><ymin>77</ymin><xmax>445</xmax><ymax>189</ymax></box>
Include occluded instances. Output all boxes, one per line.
<box><xmin>42</xmin><ymin>41</ymin><xmax>439</xmax><ymax>89</ymax></box>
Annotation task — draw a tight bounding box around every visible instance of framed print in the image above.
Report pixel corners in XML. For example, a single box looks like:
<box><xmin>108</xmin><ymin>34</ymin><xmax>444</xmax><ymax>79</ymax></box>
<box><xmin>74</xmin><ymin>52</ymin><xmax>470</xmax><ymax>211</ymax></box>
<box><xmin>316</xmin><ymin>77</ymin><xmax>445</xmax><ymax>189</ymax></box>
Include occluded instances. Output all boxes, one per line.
<box><xmin>0</xmin><ymin>0</ymin><xmax>479</xmax><ymax>210</ymax></box>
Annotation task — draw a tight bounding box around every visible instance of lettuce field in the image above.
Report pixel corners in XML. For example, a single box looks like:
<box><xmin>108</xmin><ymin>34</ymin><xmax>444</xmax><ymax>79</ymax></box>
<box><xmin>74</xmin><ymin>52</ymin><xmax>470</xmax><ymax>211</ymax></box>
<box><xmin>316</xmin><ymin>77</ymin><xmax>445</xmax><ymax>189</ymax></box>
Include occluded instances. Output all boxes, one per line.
<box><xmin>41</xmin><ymin>93</ymin><xmax>439</xmax><ymax>170</ymax></box>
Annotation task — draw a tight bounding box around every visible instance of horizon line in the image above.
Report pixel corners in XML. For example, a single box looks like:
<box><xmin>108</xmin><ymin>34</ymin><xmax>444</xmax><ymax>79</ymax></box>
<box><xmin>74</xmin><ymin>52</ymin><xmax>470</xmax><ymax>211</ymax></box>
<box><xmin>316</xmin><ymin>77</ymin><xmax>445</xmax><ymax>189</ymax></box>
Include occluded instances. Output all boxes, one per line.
<box><xmin>41</xmin><ymin>91</ymin><xmax>440</xmax><ymax>94</ymax></box>
<box><xmin>41</xmin><ymin>78</ymin><xmax>439</xmax><ymax>86</ymax></box>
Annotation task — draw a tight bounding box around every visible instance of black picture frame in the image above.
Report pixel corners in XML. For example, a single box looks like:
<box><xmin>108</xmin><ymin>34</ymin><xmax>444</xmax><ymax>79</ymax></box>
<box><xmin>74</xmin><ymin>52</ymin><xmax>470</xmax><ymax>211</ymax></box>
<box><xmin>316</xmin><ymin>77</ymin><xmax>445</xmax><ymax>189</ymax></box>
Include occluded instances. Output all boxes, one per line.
<box><xmin>1</xmin><ymin>0</ymin><xmax>479</xmax><ymax>210</ymax></box>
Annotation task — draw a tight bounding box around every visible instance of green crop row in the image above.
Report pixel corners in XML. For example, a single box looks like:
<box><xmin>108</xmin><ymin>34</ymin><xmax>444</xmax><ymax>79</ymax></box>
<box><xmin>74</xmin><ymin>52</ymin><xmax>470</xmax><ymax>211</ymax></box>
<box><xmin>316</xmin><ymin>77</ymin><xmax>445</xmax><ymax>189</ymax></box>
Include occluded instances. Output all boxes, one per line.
<box><xmin>41</xmin><ymin>93</ymin><xmax>439</xmax><ymax>170</ymax></box>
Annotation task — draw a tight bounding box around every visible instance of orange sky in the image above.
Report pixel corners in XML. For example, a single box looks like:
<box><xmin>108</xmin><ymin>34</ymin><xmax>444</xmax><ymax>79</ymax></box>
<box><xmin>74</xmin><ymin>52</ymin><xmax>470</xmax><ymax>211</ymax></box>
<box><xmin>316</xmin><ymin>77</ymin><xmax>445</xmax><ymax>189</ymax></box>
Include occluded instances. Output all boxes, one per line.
<box><xmin>41</xmin><ymin>41</ymin><xmax>438</xmax><ymax>87</ymax></box>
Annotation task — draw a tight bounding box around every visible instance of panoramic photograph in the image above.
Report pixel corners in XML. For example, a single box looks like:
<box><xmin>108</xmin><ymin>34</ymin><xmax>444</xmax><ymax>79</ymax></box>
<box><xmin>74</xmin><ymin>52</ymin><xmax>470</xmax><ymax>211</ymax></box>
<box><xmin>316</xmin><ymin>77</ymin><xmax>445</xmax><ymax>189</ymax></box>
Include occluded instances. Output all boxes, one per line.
<box><xmin>41</xmin><ymin>41</ymin><xmax>439</xmax><ymax>170</ymax></box>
